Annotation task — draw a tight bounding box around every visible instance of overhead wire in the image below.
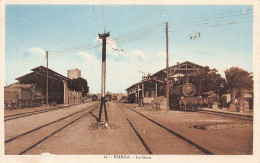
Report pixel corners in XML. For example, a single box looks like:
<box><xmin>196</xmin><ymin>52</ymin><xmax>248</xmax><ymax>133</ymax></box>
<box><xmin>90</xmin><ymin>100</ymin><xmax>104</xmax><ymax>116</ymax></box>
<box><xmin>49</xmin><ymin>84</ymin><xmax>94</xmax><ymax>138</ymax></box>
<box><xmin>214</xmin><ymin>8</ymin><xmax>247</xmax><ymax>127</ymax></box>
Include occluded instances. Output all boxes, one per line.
<box><xmin>49</xmin><ymin>4</ymin><xmax>103</xmax><ymax>54</ymax></box>
<box><xmin>48</xmin><ymin>8</ymin><xmax>253</xmax><ymax>56</ymax></box>
<box><xmin>48</xmin><ymin>24</ymin><xmax>163</xmax><ymax>54</ymax></box>
<box><xmin>49</xmin><ymin>44</ymin><xmax>102</xmax><ymax>57</ymax></box>
<box><xmin>112</xmin><ymin>30</ymin><xmax>164</xmax><ymax>45</ymax></box>
<box><xmin>111</xmin><ymin>9</ymin><xmax>253</xmax><ymax>41</ymax></box>
<box><xmin>50</xmin><ymin>19</ymin><xmax>248</xmax><ymax>56</ymax></box>
<box><xmin>107</xmin><ymin>41</ymin><xmax>146</xmax><ymax>74</ymax></box>
<box><xmin>111</xmin><ymin>23</ymin><xmax>165</xmax><ymax>40</ymax></box>
<box><xmin>49</xmin><ymin>25</ymin><xmax>164</xmax><ymax>55</ymax></box>
<box><xmin>168</xmin><ymin>17</ymin><xmax>253</xmax><ymax>33</ymax></box>
<box><xmin>112</xmin><ymin>25</ymin><xmax>165</xmax><ymax>42</ymax></box>
<box><xmin>168</xmin><ymin>11</ymin><xmax>253</xmax><ymax>29</ymax></box>
<box><xmin>92</xmin><ymin>4</ymin><xmax>99</xmax><ymax>35</ymax></box>
<box><xmin>48</xmin><ymin>41</ymin><xmax>101</xmax><ymax>54</ymax></box>
<box><xmin>167</xmin><ymin>8</ymin><xmax>252</xmax><ymax>26</ymax></box>
<box><xmin>51</xmin><ymin>16</ymin><xmax>252</xmax><ymax>57</ymax></box>
<box><xmin>112</xmin><ymin>15</ymin><xmax>251</xmax><ymax>45</ymax></box>
<box><xmin>49</xmin><ymin>43</ymin><xmax>101</xmax><ymax>55</ymax></box>
<box><xmin>112</xmin><ymin>26</ymin><xmax>164</xmax><ymax>43</ymax></box>
<box><xmin>167</xmin><ymin>9</ymin><xmax>253</xmax><ymax>33</ymax></box>
<box><xmin>102</xmin><ymin>5</ymin><xmax>106</xmax><ymax>32</ymax></box>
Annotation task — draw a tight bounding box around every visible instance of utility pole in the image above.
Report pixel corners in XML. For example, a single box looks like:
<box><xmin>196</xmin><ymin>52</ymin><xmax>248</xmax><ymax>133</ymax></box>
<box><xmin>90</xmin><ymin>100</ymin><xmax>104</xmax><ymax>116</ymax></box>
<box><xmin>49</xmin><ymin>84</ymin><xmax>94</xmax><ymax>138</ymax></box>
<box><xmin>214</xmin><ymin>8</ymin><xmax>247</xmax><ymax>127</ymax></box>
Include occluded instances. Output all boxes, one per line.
<box><xmin>98</xmin><ymin>32</ymin><xmax>110</xmax><ymax>123</ymax></box>
<box><xmin>46</xmin><ymin>51</ymin><xmax>49</xmax><ymax>105</ymax></box>
<box><xmin>166</xmin><ymin>22</ymin><xmax>170</xmax><ymax>112</ymax></box>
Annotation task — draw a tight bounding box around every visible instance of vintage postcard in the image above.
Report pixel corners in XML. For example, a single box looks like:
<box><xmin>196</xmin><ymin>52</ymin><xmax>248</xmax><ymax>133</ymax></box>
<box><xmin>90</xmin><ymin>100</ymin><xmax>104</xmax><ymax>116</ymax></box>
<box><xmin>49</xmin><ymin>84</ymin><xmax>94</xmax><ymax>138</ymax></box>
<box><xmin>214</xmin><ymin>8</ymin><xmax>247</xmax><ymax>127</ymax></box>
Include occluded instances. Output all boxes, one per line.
<box><xmin>0</xmin><ymin>0</ymin><xmax>259</xmax><ymax>163</ymax></box>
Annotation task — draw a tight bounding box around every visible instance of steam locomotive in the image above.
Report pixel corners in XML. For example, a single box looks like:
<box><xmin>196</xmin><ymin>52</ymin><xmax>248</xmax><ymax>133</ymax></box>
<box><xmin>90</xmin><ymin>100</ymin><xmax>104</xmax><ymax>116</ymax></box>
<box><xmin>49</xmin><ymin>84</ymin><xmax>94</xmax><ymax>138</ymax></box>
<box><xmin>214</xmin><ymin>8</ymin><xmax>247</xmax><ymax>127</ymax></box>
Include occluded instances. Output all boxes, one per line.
<box><xmin>171</xmin><ymin>83</ymin><xmax>203</xmax><ymax>111</ymax></box>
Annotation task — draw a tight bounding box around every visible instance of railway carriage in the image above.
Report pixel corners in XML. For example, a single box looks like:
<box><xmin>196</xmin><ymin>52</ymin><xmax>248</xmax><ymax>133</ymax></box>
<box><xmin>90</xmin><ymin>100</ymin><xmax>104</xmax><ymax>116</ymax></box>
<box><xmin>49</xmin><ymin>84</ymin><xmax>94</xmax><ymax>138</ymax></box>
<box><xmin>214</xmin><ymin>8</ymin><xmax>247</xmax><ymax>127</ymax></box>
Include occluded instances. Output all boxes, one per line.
<box><xmin>105</xmin><ymin>94</ymin><xmax>112</xmax><ymax>101</ymax></box>
<box><xmin>92</xmin><ymin>94</ymin><xmax>98</xmax><ymax>101</ymax></box>
<box><xmin>112</xmin><ymin>95</ymin><xmax>117</xmax><ymax>101</ymax></box>
<box><xmin>4</xmin><ymin>84</ymin><xmax>44</xmax><ymax>109</ymax></box>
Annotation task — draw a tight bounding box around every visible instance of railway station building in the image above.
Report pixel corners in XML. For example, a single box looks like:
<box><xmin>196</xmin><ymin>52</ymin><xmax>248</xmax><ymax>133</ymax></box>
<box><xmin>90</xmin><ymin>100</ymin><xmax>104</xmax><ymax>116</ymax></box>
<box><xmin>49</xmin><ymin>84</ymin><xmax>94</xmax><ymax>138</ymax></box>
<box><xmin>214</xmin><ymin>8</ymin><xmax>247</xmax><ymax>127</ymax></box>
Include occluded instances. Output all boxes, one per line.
<box><xmin>126</xmin><ymin>61</ymin><xmax>253</xmax><ymax>112</ymax></box>
<box><xmin>126</xmin><ymin>61</ymin><xmax>205</xmax><ymax>110</ymax></box>
<box><xmin>6</xmin><ymin>66</ymin><xmax>84</xmax><ymax>106</ymax></box>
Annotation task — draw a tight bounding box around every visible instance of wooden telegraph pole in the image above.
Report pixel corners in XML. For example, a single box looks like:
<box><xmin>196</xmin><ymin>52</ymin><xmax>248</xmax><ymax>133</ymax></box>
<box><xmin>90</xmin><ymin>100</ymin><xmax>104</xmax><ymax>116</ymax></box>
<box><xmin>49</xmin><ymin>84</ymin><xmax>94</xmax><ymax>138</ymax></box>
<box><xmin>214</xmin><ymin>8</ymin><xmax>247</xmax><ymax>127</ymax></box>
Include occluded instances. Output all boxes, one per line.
<box><xmin>46</xmin><ymin>51</ymin><xmax>49</xmax><ymax>105</ymax></box>
<box><xmin>166</xmin><ymin>22</ymin><xmax>170</xmax><ymax>112</ymax></box>
<box><xmin>98</xmin><ymin>32</ymin><xmax>110</xmax><ymax>123</ymax></box>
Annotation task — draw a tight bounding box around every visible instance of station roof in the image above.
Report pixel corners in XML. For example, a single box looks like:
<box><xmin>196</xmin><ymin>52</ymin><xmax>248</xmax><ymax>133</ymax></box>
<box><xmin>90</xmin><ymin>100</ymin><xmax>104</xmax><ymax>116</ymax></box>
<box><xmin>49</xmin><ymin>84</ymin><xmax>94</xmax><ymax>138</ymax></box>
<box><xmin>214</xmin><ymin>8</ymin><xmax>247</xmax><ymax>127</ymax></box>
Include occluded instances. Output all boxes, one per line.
<box><xmin>32</xmin><ymin>66</ymin><xmax>69</xmax><ymax>81</ymax></box>
<box><xmin>126</xmin><ymin>78</ymin><xmax>164</xmax><ymax>91</ymax></box>
<box><xmin>152</xmin><ymin>61</ymin><xmax>204</xmax><ymax>77</ymax></box>
<box><xmin>126</xmin><ymin>61</ymin><xmax>205</xmax><ymax>91</ymax></box>
<box><xmin>16</xmin><ymin>66</ymin><xmax>70</xmax><ymax>83</ymax></box>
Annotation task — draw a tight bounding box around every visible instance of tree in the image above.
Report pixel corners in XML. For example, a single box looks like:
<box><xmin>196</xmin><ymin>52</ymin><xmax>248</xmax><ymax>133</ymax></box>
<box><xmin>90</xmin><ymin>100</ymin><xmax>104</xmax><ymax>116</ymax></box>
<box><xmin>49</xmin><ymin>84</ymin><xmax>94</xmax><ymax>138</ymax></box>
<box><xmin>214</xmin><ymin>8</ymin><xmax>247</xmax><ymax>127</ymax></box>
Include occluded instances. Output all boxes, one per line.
<box><xmin>207</xmin><ymin>72</ymin><xmax>227</xmax><ymax>97</ymax></box>
<box><xmin>68</xmin><ymin>77</ymin><xmax>89</xmax><ymax>97</ymax></box>
<box><xmin>191</xmin><ymin>67</ymin><xmax>228</xmax><ymax>106</ymax></box>
<box><xmin>207</xmin><ymin>72</ymin><xmax>228</xmax><ymax>106</ymax></box>
<box><xmin>192</xmin><ymin>66</ymin><xmax>214</xmax><ymax>95</ymax></box>
<box><xmin>224</xmin><ymin>67</ymin><xmax>253</xmax><ymax>104</ymax></box>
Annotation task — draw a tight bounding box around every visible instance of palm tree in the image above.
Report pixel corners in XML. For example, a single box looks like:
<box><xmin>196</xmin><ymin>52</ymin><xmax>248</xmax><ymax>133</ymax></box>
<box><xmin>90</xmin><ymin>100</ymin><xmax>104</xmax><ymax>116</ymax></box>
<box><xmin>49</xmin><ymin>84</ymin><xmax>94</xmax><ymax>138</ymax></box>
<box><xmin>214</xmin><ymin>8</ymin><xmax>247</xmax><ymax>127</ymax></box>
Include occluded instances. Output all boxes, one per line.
<box><xmin>192</xmin><ymin>66</ymin><xmax>212</xmax><ymax>95</ymax></box>
<box><xmin>224</xmin><ymin>67</ymin><xmax>253</xmax><ymax>104</ymax></box>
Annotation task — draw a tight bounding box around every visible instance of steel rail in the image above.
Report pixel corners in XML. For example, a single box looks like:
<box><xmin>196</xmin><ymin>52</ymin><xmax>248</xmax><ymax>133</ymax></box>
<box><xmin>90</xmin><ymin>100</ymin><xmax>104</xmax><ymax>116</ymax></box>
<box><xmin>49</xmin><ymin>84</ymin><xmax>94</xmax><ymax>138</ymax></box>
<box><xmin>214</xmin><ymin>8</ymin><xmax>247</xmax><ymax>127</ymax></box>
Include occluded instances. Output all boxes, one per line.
<box><xmin>117</xmin><ymin>104</ymin><xmax>152</xmax><ymax>154</ymax></box>
<box><xmin>4</xmin><ymin>105</ymin><xmax>78</xmax><ymax>122</ymax></box>
<box><xmin>120</xmin><ymin>103</ymin><xmax>214</xmax><ymax>155</ymax></box>
<box><xmin>5</xmin><ymin>104</ymin><xmax>97</xmax><ymax>144</ymax></box>
<box><xmin>18</xmin><ymin>106</ymin><xmax>99</xmax><ymax>155</ymax></box>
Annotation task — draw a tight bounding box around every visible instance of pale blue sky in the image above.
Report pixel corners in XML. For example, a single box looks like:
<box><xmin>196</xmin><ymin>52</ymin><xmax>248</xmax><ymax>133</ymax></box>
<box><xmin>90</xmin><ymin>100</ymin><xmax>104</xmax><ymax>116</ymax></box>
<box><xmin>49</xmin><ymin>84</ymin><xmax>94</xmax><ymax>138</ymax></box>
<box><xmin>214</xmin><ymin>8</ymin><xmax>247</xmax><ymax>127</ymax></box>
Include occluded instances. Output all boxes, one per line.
<box><xmin>5</xmin><ymin>5</ymin><xmax>253</xmax><ymax>93</ymax></box>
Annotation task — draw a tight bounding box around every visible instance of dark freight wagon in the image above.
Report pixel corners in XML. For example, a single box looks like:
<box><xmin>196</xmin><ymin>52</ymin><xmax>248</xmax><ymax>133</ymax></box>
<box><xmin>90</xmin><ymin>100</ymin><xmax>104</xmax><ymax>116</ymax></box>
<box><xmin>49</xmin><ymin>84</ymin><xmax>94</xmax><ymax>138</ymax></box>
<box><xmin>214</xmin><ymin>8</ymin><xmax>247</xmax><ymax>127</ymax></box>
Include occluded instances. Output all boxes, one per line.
<box><xmin>105</xmin><ymin>94</ymin><xmax>112</xmax><ymax>101</ymax></box>
<box><xmin>92</xmin><ymin>94</ymin><xmax>98</xmax><ymax>101</ymax></box>
<box><xmin>112</xmin><ymin>95</ymin><xmax>117</xmax><ymax>100</ymax></box>
<box><xmin>4</xmin><ymin>84</ymin><xmax>44</xmax><ymax>109</ymax></box>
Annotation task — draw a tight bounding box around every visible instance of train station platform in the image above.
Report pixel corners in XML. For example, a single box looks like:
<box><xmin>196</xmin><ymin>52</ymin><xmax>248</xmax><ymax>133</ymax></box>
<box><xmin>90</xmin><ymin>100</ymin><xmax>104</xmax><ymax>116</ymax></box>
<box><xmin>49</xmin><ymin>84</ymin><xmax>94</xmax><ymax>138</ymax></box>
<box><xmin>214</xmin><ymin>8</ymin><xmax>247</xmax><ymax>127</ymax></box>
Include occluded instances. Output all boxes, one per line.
<box><xmin>201</xmin><ymin>107</ymin><xmax>253</xmax><ymax>118</ymax></box>
<box><xmin>8</xmin><ymin>101</ymin><xmax>252</xmax><ymax>155</ymax></box>
<box><xmin>131</xmin><ymin>103</ymin><xmax>253</xmax><ymax>118</ymax></box>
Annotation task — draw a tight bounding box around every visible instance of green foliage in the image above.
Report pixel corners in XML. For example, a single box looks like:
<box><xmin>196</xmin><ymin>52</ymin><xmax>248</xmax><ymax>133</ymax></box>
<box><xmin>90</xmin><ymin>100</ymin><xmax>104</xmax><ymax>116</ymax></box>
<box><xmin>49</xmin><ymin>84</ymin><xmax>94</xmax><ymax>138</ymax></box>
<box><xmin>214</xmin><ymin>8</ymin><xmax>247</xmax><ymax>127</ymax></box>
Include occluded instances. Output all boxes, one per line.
<box><xmin>224</xmin><ymin>67</ymin><xmax>253</xmax><ymax>103</ymax></box>
<box><xmin>192</xmin><ymin>66</ymin><xmax>227</xmax><ymax>97</ymax></box>
<box><xmin>225</xmin><ymin>67</ymin><xmax>253</xmax><ymax>91</ymax></box>
<box><xmin>207</xmin><ymin>71</ymin><xmax>227</xmax><ymax>97</ymax></box>
<box><xmin>192</xmin><ymin>66</ymin><xmax>212</xmax><ymax>93</ymax></box>
<box><xmin>68</xmin><ymin>77</ymin><xmax>89</xmax><ymax>97</ymax></box>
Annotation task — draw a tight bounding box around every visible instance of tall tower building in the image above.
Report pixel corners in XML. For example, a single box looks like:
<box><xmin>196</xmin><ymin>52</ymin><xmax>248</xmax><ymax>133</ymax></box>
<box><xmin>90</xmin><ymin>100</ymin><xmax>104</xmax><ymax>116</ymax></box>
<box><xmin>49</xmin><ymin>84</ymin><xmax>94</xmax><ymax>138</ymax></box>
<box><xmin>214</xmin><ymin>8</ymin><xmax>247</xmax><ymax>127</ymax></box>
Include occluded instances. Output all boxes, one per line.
<box><xmin>68</xmin><ymin>68</ymin><xmax>81</xmax><ymax>79</ymax></box>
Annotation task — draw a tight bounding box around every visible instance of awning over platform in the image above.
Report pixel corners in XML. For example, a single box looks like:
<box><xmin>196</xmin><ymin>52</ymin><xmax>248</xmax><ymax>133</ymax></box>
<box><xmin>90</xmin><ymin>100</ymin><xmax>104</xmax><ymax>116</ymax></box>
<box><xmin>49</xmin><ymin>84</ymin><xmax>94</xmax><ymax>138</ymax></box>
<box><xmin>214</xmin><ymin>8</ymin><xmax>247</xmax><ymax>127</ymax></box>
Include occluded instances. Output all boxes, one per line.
<box><xmin>152</xmin><ymin>61</ymin><xmax>205</xmax><ymax>79</ymax></box>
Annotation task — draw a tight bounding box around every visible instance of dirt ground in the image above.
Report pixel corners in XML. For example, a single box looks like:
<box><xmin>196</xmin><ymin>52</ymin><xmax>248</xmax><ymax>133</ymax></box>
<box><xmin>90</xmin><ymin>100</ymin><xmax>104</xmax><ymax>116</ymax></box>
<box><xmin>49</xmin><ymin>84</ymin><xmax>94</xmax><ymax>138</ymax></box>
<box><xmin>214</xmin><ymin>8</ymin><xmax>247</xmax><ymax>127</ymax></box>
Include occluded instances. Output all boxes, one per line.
<box><xmin>127</xmin><ymin>104</ymin><xmax>253</xmax><ymax>155</ymax></box>
<box><xmin>4</xmin><ymin>101</ymin><xmax>253</xmax><ymax>155</ymax></box>
<box><xmin>25</xmin><ymin>102</ymin><xmax>148</xmax><ymax>155</ymax></box>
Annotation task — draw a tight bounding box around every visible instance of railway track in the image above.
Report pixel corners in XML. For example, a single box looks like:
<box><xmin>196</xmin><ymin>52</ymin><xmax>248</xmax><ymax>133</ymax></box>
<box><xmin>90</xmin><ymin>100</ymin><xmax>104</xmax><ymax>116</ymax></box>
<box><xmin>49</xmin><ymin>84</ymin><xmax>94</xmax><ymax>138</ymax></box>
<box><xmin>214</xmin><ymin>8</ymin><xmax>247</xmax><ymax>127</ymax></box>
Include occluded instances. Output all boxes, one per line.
<box><xmin>5</xmin><ymin>104</ymin><xmax>99</xmax><ymax>155</ymax></box>
<box><xmin>198</xmin><ymin>109</ymin><xmax>253</xmax><ymax>121</ymax></box>
<box><xmin>4</xmin><ymin>104</ymin><xmax>79</xmax><ymax>122</ymax></box>
<box><xmin>117</xmin><ymin>103</ymin><xmax>214</xmax><ymax>155</ymax></box>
